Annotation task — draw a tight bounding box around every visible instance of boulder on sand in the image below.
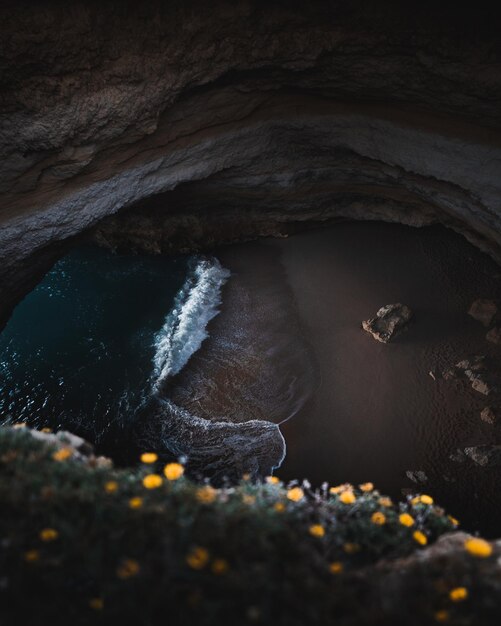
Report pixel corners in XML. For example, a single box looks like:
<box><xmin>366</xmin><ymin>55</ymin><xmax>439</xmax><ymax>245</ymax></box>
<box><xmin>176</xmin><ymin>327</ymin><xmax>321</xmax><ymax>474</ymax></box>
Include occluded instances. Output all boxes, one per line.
<box><xmin>362</xmin><ymin>303</ymin><xmax>412</xmax><ymax>343</ymax></box>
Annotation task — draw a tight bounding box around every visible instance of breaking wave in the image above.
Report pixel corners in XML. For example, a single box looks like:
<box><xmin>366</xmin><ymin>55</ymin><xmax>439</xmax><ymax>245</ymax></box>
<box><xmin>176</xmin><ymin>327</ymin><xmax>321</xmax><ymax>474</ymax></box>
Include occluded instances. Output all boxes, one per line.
<box><xmin>152</xmin><ymin>257</ymin><xmax>230</xmax><ymax>391</ymax></box>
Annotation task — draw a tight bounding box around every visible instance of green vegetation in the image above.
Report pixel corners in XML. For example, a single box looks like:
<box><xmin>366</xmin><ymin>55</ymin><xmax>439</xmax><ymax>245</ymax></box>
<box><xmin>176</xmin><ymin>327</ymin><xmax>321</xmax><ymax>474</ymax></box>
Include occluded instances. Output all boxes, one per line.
<box><xmin>0</xmin><ymin>426</ymin><xmax>498</xmax><ymax>626</ymax></box>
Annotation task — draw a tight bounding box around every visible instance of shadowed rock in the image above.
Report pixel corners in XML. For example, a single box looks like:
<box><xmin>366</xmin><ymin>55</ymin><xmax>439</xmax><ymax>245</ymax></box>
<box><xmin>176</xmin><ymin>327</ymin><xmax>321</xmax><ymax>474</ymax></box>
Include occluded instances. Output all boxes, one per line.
<box><xmin>464</xmin><ymin>445</ymin><xmax>501</xmax><ymax>467</ymax></box>
<box><xmin>362</xmin><ymin>303</ymin><xmax>413</xmax><ymax>343</ymax></box>
<box><xmin>443</xmin><ymin>355</ymin><xmax>496</xmax><ymax>395</ymax></box>
<box><xmin>481</xmin><ymin>407</ymin><xmax>498</xmax><ymax>425</ymax></box>
<box><xmin>468</xmin><ymin>299</ymin><xmax>498</xmax><ymax>327</ymax></box>
<box><xmin>1</xmin><ymin>1</ymin><xmax>501</xmax><ymax>332</ymax></box>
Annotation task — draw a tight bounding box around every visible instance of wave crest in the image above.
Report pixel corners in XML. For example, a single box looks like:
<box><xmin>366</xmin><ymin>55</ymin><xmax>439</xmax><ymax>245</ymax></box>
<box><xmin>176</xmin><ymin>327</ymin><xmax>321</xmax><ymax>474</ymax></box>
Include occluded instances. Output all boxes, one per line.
<box><xmin>152</xmin><ymin>257</ymin><xmax>230</xmax><ymax>390</ymax></box>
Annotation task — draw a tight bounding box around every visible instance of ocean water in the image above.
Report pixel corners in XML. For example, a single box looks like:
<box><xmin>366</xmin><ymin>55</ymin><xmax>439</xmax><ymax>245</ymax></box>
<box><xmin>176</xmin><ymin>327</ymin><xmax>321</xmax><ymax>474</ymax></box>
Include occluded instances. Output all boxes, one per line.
<box><xmin>2</xmin><ymin>224</ymin><xmax>501</xmax><ymax>534</ymax></box>
<box><xmin>0</xmin><ymin>245</ymin><xmax>300</xmax><ymax>476</ymax></box>
<box><xmin>0</xmin><ymin>248</ymin><xmax>231</xmax><ymax>455</ymax></box>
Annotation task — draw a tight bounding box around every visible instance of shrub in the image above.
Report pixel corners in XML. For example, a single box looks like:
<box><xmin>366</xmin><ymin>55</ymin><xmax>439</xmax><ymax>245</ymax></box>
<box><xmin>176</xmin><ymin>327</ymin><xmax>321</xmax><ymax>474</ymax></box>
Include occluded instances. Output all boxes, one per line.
<box><xmin>0</xmin><ymin>427</ymin><xmax>491</xmax><ymax>626</ymax></box>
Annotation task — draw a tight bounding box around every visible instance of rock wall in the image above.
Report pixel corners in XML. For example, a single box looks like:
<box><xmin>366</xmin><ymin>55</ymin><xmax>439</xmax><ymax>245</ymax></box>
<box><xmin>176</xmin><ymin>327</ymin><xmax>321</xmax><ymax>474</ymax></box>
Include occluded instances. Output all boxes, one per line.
<box><xmin>1</xmin><ymin>0</ymin><xmax>501</xmax><ymax>326</ymax></box>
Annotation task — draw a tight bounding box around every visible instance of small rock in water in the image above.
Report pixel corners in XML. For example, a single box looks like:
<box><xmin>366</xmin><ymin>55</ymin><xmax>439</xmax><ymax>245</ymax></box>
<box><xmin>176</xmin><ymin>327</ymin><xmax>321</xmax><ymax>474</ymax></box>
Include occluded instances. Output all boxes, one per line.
<box><xmin>362</xmin><ymin>303</ymin><xmax>412</xmax><ymax>343</ymax></box>
<box><xmin>480</xmin><ymin>407</ymin><xmax>498</xmax><ymax>425</ymax></box>
<box><xmin>463</xmin><ymin>445</ymin><xmax>501</xmax><ymax>467</ymax></box>
<box><xmin>486</xmin><ymin>326</ymin><xmax>501</xmax><ymax>345</ymax></box>
<box><xmin>468</xmin><ymin>299</ymin><xmax>497</xmax><ymax>327</ymax></box>
<box><xmin>405</xmin><ymin>470</ymin><xmax>428</xmax><ymax>484</ymax></box>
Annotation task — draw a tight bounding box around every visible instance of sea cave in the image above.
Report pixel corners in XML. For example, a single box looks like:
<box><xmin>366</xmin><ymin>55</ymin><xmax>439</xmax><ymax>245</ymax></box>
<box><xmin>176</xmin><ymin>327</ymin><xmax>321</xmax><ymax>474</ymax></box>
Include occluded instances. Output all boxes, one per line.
<box><xmin>1</xmin><ymin>2</ymin><xmax>501</xmax><ymax>625</ymax></box>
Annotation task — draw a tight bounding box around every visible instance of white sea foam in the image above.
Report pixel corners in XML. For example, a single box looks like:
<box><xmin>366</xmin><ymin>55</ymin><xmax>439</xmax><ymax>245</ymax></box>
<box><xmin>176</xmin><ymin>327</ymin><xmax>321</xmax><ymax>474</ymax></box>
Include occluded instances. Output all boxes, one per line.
<box><xmin>152</xmin><ymin>257</ymin><xmax>230</xmax><ymax>390</ymax></box>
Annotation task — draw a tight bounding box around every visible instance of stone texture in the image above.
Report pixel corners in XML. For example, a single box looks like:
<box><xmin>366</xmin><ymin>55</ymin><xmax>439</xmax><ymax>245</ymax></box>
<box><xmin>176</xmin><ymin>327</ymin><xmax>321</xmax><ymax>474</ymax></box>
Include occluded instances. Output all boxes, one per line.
<box><xmin>468</xmin><ymin>299</ymin><xmax>498</xmax><ymax>327</ymax></box>
<box><xmin>442</xmin><ymin>355</ymin><xmax>497</xmax><ymax>395</ymax></box>
<box><xmin>481</xmin><ymin>407</ymin><xmax>497</xmax><ymax>425</ymax></box>
<box><xmin>8</xmin><ymin>425</ymin><xmax>112</xmax><ymax>468</ymax></box>
<box><xmin>362</xmin><ymin>304</ymin><xmax>413</xmax><ymax>343</ymax></box>
<box><xmin>464</xmin><ymin>445</ymin><xmax>501</xmax><ymax>467</ymax></box>
<box><xmin>0</xmin><ymin>1</ymin><xmax>500</xmax><ymax>329</ymax></box>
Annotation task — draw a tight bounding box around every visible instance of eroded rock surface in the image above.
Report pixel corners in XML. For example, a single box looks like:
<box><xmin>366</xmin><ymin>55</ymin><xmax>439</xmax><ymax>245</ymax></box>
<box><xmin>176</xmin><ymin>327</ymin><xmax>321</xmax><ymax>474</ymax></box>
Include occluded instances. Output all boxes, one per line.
<box><xmin>5</xmin><ymin>425</ymin><xmax>112</xmax><ymax>468</ymax></box>
<box><xmin>362</xmin><ymin>304</ymin><xmax>413</xmax><ymax>343</ymax></box>
<box><xmin>0</xmin><ymin>1</ymin><xmax>501</xmax><ymax>328</ymax></box>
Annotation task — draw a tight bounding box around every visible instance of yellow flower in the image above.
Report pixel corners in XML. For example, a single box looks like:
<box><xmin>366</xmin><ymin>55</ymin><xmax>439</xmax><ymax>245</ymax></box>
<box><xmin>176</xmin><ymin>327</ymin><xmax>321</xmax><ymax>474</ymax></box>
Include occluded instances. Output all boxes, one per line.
<box><xmin>343</xmin><ymin>542</ymin><xmax>360</xmax><ymax>554</ymax></box>
<box><xmin>413</xmin><ymin>530</ymin><xmax>428</xmax><ymax>546</ymax></box>
<box><xmin>196</xmin><ymin>485</ymin><xmax>217</xmax><ymax>504</ymax></box>
<box><xmin>448</xmin><ymin>515</ymin><xmax>459</xmax><ymax>526</ymax></box>
<box><xmin>142</xmin><ymin>474</ymin><xmax>163</xmax><ymax>489</ymax></box>
<box><xmin>329</xmin><ymin>561</ymin><xmax>343</xmax><ymax>574</ymax></box>
<box><xmin>116</xmin><ymin>559</ymin><xmax>140</xmax><ymax>579</ymax></box>
<box><xmin>378</xmin><ymin>497</ymin><xmax>393</xmax><ymax>507</ymax></box>
<box><xmin>359</xmin><ymin>482</ymin><xmax>374</xmax><ymax>492</ymax></box>
<box><xmin>464</xmin><ymin>537</ymin><xmax>492</xmax><ymax>558</ymax></box>
<box><xmin>449</xmin><ymin>587</ymin><xmax>468</xmax><ymax>602</ymax></box>
<box><xmin>128</xmin><ymin>497</ymin><xmax>143</xmax><ymax>510</ymax></box>
<box><xmin>211</xmin><ymin>559</ymin><xmax>229</xmax><ymax>575</ymax></box>
<box><xmin>329</xmin><ymin>485</ymin><xmax>344</xmax><ymax>494</ymax></box>
<box><xmin>274</xmin><ymin>502</ymin><xmax>285</xmax><ymax>513</ymax></box>
<box><xmin>287</xmin><ymin>487</ymin><xmax>304</xmax><ymax>502</ymax></box>
<box><xmin>12</xmin><ymin>423</ymin><xmax>26</xmax><ymax>429</ymax></box>
<box><xmin>420</xmin><ymin>494</ymin><xmax>434</xmax><ymax>505</ymax></box>
<box><xmin>24</xmin><ymin>550</ymin><xmax>39</xmax><ymax>563</ymax></box>
<box><xmin>339</xmin><ymin>490</ymin><xmax>356</xmax><ymax>504</ymax></box>
<box><xmin>52</xmin><ymin>447</ymin><xmax>72</xmax><ymax>462</ymax></box>
<box><xmin>41</xmin><ymin>427</ymin><xmax>52</xmax><ymax>433</ymax></box>
<box><xmin>371</xmin><ymin>511</ymin><xmax>386</xmax><ymax>525</ymax></box>
<box><xmin>242</xmin><ymin>494</ymin><xmax>256</xmax><ymax>505</ymax></box>
<box><xmin>435</xmin><ymin>610</ymin><xmax>449</xmax><ymax>622</ymax></box>
<box><xmin>104</xmin><ymin>481</ymin><xmax>118</xmax><ymax>494</ymax></box>
<box><xmin>39</xmin><ymin>528</ymin><xmax>58</xmax><ymax>542</ymax></box>
<box><xmin>412</xmin><ymin>494</ymin><xmax>434</xmax><ymax>506</ymax></box>
<box><xmin>164</xmin><ymin>462</ymin><xmax>184</xmax><ymax>481</ymax></box>
<box><xmin>330</xmin><ymin>483</ymin><xmax>352</xmax><ymax>495</ymax></box>
<box><xmin>399</xmin><ymin>513</ymin><xmax>415</xmax><ymax>527</ymax></box>
<box><xmin>309</xmin><ymin>524</ymin><xmax>325</xmax><ymax>538</ymax></box>
<box><xmin>242</xmin><ymin>473</ymin><xmax>251</xmax><ymax>481</ymax></box>
<box><xmin>89</xmin><ymin>598</ymin><xmax>104</xmax><ymax>611</ymax></box>
<box><xmin>186</xmin><ymin>547</ymin><xmax>209</xmax><ymax>570</ymax></box>
<box><xmin>266</xmin><ymin>476</ymin><xmax>280</xmax><ymax>485</ymax></box>
<box><xmin>140</xmin><ymin>452</ymin><xmax>158</xmax><ymax>464</ymax></box>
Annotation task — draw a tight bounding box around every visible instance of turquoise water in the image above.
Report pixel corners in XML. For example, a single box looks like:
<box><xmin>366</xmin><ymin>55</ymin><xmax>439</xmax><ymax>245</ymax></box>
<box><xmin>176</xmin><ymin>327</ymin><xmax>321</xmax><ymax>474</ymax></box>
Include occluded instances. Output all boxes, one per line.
<box><xmin>0</xmin><ymin>247</ymin><xmax>191</xmax><ymax>450</ymax></box>
<box><xmin>0</xmin><ymin>243</ymin><xmax>297</xmax><ymax>476</ymax></box>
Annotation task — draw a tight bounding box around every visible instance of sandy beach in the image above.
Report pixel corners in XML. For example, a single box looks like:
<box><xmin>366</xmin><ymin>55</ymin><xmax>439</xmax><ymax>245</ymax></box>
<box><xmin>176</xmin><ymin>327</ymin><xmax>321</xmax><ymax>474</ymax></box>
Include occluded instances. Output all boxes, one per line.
<box><xmin>176</xmin><ymin>221</ymin><xmax>501</xmax><ymax>534</ymax></box>
<box><xmin>271</xmin><ymin>222</ymin><xmax>501</xmax><ymax>535</ymax></box>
